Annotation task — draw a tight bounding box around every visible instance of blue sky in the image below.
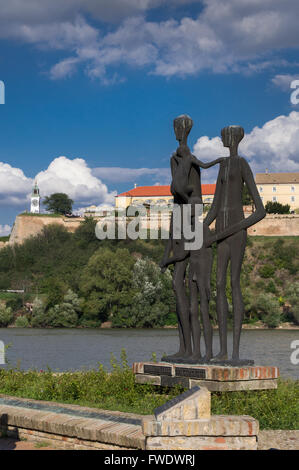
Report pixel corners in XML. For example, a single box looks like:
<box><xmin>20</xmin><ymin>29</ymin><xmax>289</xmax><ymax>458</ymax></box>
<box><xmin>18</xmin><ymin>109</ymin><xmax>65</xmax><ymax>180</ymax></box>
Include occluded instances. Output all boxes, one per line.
<box><xmin>0</xmin><ymin>0</ymin><xmax>299</xmax><ymax>232</ymax></box>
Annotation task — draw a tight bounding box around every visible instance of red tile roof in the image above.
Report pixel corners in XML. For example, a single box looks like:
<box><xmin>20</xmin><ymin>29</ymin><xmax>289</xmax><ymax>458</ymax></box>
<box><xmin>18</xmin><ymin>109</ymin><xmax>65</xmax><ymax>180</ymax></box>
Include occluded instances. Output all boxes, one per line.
<box><xmin>116</xmin><ymin>184</ymin><xmax>216</xmax><ymax>197</ymax></box>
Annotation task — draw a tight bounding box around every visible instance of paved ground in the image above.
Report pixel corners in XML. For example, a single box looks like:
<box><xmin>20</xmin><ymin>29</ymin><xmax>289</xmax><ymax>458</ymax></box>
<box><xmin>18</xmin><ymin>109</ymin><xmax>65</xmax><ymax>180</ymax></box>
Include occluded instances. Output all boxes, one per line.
<box><xmin>0</xmin><ymin>430</ymin><xmax>298</xmax><ymax>450</ymax></box>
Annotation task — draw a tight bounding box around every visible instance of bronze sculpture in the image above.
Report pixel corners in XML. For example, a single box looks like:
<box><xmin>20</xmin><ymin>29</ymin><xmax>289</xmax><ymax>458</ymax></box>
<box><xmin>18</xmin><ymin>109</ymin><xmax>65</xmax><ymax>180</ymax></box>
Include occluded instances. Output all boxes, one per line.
<box><xmin>161</xmin><ymin>118</ymin><xmax>266</xmax><ymax>365</ymax></box>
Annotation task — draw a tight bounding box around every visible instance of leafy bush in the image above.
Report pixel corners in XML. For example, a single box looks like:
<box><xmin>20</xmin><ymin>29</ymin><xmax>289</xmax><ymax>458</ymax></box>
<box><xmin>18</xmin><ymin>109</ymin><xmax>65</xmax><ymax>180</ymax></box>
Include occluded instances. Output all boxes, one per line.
<box><xmin>47</xmin><ymin>290</ymin><xmax>81</xmax><ymax>327</ymax></box>
<box><xmin>254</xmin><ymin>293</ymin><xmax>281</xmax><ymax>328</ymax></box>
<box><xmin>31</xmin><ymin>297</ymin><xmax>47</xmax><ymax>328</ymax></box>
<box><xmin>80</xmin><ymin>247</ymin><xmax>136</xmax><ymax>326</ymax></box>
<box><xmin>0</xmin><ymin>304</ymin><xmax>14</xmax><ymax>327</ymax></box>
<box><xmin>285</xmin><ymin>282</ymin><xmax>299</xmax><ymax>325</ymax></box>
<box><xmin>265</xmin><ymin>201</ymin><xmax>290</xmax><ymax>214</ymax></box>
<box><xmin>112</xmin><ymin>258</ymin><xmax>175</xmax><ymax>328</ymax></box>
<box><xmin>258</xmin><ymin>264</ymin><xmax>276</xmax><ymax>279</ymax></box>
<box><xmin>14</xmin><ymin>316</ymin><xmax>30</xmax><ymax>328</ymax></box>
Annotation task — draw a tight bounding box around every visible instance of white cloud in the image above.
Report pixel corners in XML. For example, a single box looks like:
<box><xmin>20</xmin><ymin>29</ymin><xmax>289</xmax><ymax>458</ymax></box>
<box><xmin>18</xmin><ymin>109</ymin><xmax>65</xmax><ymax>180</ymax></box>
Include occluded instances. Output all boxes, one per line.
<box><xmin>93</xmin><ymin>166</ymin><xmax>170</xmax><ymax>184</ymax></box>
<box><xmin>272</xmin><ymin>74</ymin><xmax>299</xmax><ymax>91</ymax></box>
<box><xmin>0</xmin><ymin>156</ymin><xmax>117</xmax><ymax>212</ymax></box>
<box><xmin>35</xmin><ymin>156</ymin><xmax>116</xmax><ymax>206</ymax></box>
<box><xmin>193</xmin><ymin>111</ymin><xmax>299</xmax><ymax>182</ymax></box>
<box><xmin>1</xmin><ymin>0</ymin><xmax>299</xmax><ymax>83</ymax></box>
<box><xmin>0</xmin><ymin>163</ymin><xmax>33</xmax><ymax>206</ymax></box>
<box><xmin>0</xmin><ymin>225</ymin><xmax>12</xmax><ymax>236</ymax></box>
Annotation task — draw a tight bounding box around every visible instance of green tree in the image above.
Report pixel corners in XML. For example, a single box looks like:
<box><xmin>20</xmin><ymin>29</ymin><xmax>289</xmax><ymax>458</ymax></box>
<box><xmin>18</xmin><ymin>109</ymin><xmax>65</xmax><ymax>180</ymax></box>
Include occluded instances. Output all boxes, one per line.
<box><xmin>285</xmin><ymin>282</ymin><xmax>299</xmax><ymax>325</ymax></box>
<box><xmin>112</xmin><ymin>258</ymin><xmax>175</xmax><ymax>328</ymax></box>
<box><xmin>265</xmin><ymin>201</ymin><xmax>290</xmax><ymax>214</ymax></box>
<box><xmin>254</xmin><ymin>293</ymin><xmax>281</xmax><ymax>328</ymax></box>
<box><xmin>79</xmin><ymin>247</ymin><xmax>135</xmax><ymax>327</ymax></box>
<box><xmin>0</xmin><ymin>304</ymin><xmax>14</xmax><ymax>327</ymax></box>
<box><xmin>47</xmin><ymin>289</ymin><xmax>81</xmax><ymax>327</ymax></box>
<box><xmin>14</xmin><ymin>316</ymin><xmax>30</xmax><ymax>328</ymax></box>
<box><xmin>43</xmin><ymin>193</ymin><xmax>74</xmax><ymax>215</ymax></box>
<box><xmin>31</xmin><ymin>297</ymin><xmax>47</xmax><ymax>328</ymax></box>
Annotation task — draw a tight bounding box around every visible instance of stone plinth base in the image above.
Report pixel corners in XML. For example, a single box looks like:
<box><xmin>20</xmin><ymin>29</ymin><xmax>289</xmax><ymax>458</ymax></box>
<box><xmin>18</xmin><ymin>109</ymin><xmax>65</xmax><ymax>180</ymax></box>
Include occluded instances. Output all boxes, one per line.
<box><xmin>143</xmin><ymin>386</ymin><xmax>259</xmax><ymax>450</ymax></box>
<box><xmin>133</xmin><ymin>362</ymin><xmax>279</xmax><ymax>392</ymax></box>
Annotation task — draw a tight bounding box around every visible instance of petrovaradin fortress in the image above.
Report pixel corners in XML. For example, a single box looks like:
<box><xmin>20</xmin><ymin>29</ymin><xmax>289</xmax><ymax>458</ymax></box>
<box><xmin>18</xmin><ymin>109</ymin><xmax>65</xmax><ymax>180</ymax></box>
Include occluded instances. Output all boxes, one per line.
<box><xmin>3</xmin><ymin>212</ymin><xmax>299</xmax><ymax>248</ymax></box>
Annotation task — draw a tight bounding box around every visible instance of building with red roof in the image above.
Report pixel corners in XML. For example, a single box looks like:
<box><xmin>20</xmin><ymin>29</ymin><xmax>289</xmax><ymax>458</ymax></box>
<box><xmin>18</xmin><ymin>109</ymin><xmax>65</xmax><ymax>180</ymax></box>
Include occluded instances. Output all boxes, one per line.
<box><xmin>115</xmin><ymin>184</ymin><xmax>216</xmax><ymax>209</ymax></box>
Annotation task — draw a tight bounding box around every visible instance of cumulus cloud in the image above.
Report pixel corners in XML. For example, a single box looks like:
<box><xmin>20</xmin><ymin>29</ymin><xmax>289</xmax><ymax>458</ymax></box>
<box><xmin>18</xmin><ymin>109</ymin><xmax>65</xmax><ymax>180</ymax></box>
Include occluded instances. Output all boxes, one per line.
<box><xmin>35</xmin><ymin>156</ymin><xmax>116</xmax><ymax>206</ymax></box>
<box><xmin>193</xmin><ymin>111</ymin><xmax>299</xmax><ymax>182</ymax></box>
<box><xmin>0</xmin><ymin>162</ymin><xmax>32</xmax><ymax>206</ymax></box>
<box><xmin>0</xmin><ymin>156</ymin><xmax>117</xmax><ymax>212</ymax></box>
<box><xmin>1</xmin><ymin>0</ymin><xmax>299</xmax><ymax>83</ymax></box>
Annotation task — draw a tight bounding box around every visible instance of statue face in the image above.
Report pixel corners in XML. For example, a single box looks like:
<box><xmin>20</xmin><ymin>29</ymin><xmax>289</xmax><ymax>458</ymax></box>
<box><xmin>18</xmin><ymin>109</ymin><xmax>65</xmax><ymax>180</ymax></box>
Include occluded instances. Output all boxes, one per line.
<box><xmin>221</xmin><ymin>126</ymin><xmax>244</xmax><ymax>148</ymax></box>
<box><xmin>173</xmin><ymin>115</ymin><xmax>193</xmax><ymax>142</ymax></box>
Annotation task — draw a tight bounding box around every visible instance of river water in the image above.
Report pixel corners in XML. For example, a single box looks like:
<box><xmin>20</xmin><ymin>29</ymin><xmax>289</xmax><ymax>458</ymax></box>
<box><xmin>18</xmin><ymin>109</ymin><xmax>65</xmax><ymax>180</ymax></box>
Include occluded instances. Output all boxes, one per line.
<box><xmin>0</xmin><ymin>328</ymin><xmax>298</xmax><ymax>379</ymax></box>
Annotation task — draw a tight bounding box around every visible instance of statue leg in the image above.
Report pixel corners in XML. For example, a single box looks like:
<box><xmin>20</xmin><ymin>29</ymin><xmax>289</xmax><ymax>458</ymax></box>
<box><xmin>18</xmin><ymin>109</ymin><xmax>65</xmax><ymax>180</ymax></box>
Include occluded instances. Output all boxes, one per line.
<box><xmin>191</xmin><ymin>249</ymin><xmax>213</xmax><ymax>362</ymax></box>
<box><xmin>189</xmin><ymin>277</ymin><xmax>201</xmax><ymax>361</ymax></box>
<box><xmin>229</xmin><ymin>230</ymin><xmax>247</xmax><ymax>361</ymax></box>
<box><xmin>173</xmin><ymin>258</ymin><xmax>192</xmax><ymax>358</ymax></box>
<box><xmin>215</xmin><ymin>239</ymin><xmax>230</xmax><ymax>360</ymax></box>
<box><xmin>163</xmin><ymin>258</ymin><xmax>191</xmax><ymax>361</ymax></box>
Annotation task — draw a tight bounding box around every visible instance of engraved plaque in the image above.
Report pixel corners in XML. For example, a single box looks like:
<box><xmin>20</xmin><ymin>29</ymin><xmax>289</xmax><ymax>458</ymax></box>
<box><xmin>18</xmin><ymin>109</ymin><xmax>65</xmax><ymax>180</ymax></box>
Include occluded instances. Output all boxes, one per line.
<box><xmin>144</xmin><ymin>364</ymin><xmax>172</xmax><ymax>376</ymax></box>
<box><xmin>175</xmin><ymin>367</ymin><xmax>206</xmax><ymax>379</ymax></box>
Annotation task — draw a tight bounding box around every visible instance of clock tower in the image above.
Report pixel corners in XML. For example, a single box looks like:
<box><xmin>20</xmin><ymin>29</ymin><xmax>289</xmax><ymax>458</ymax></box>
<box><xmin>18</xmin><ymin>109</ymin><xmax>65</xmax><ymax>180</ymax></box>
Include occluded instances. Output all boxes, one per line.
<box><xmin>30</xmin><ymin>182</ymin><xmax>41</xmax><ymax>214</ymax></box>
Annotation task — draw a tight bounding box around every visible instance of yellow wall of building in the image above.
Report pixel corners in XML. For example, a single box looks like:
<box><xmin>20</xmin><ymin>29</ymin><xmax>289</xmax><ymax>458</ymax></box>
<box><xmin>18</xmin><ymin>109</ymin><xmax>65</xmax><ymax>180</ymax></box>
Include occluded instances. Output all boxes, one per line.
<box><xmin>258</xmin><ymin>183</ymin><xmax>298</xmax><ymax>210</ymax></box>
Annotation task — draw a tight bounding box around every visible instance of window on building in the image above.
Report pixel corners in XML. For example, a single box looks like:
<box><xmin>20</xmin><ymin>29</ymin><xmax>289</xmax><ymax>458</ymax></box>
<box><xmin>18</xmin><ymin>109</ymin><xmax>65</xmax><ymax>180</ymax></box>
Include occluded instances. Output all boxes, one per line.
<box><xmin>272</xmin><ymin>186</ymin><xmax>276</xmax><ymax>192</ymax></box>
<box><xmin>291</xmin><ymin>186</ymin><xmax>295</xmax><ymax>192</ymax></box>
<box><xmin>272</xmin><ymin>196</ymin><xmax>277</xmax><ymax>202</ymax></box>
<box><xmin>291</xmin><ymin>196</ymin><xmax>295</xmax><ymax>202</ymax></box>
<box><xmin>259</xmin><ymin>187</ymin><xmax>263</xmax><ymax>192</ymax></box>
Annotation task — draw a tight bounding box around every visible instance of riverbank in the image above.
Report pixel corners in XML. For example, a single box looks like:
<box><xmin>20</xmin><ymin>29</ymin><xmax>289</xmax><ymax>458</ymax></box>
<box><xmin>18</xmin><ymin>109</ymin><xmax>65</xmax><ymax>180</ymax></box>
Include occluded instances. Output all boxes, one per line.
<box><xmin>4</xmin><ymin>320</ymin><xmax>299</xmax><ymax>330</ymax></box>
<box><xmin>0</xmin><ymin>361</ymin><xmax>298</xmax><ymax>430</ymax></box>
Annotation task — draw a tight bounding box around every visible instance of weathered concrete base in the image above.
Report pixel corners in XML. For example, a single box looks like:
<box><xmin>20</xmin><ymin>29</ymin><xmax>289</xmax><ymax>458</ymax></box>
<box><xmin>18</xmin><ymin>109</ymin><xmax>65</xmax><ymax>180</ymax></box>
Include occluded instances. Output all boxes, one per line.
<box><xmin>146</xmin><ymin>436</ymin><xmax>258</xmax><ymax>451</ymax></box>
<box><xmin>133</xmin><ymin>362</ymin><xmax>279</xmax><ymax>392</ymax></box>
<box><xmin>0</xmin><ymin>390</ymin><xmax>259</xmax><ymax>450</ymax></box>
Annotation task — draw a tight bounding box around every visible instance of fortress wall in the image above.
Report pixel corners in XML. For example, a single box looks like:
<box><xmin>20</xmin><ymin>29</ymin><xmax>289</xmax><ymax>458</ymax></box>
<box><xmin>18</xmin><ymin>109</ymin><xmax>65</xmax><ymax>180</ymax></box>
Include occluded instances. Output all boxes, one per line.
<box><xmin>6</xmin><ymin>212</ymin><xmax>299</xmax><ymax>246</ymax></box>
<box><xmin>9</xmin><ymin>215</ymin><xmax>83</xmax><ymax>245</ymax></box>
<box><xmin>247</xmin><ymin>214</ymin><xmax>299</xmax><ymax>236</ymax></box>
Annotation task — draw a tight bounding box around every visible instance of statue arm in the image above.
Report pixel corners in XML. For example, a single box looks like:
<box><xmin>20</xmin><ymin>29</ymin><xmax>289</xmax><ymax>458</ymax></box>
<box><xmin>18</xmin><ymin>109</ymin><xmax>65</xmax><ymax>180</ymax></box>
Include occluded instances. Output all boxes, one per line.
<box><xmin>160</xmin><ymin>155</ymin><xmax>177</xmax><ymax>268</ymax></box>
<box><xmin>204</xmin><ymin>165</ymin><xmax>222</xmax><ymax>227</ymax></box>
<box><xmin>191</xmin><ymin>155</ymin><xmax>225</xmax><ymax>169</ymax></box>
<box><xmin>207</xmin><ymin>158</ymin><xmax>266</xmax><ymax>245</ymax></box>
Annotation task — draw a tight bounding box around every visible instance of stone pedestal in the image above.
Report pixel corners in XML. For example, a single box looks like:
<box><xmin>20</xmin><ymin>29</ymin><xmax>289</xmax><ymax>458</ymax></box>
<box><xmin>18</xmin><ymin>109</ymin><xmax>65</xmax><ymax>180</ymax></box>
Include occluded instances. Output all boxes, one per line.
<box><xmin>142</xmin><ymin>386</ymin><xmax>259</xmax><ymax>450</ymax></box>
<box><xmin>133</xmin><ymin>361</ymin><xmax>279</xmax><ymax>392</ymax></box>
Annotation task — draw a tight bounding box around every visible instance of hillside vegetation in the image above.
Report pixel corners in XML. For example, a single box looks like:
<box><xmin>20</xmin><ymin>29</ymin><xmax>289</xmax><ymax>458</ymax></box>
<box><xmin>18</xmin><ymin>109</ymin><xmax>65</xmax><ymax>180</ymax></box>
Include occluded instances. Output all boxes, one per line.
<box><xmin>0</xmin><ymin>218</ymin><xmax>297</xmax><ymax>328</ymax></box>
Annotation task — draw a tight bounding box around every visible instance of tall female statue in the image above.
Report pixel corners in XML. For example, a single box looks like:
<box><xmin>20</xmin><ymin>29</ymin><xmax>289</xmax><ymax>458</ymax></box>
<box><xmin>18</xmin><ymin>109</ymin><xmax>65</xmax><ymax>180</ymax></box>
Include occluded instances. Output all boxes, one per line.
<box><xmin>161</xmin><ymin>115</ymin><xmax>223</xmax><ymax>363</ymax></box>
<box><xmin>205</xmin><ymin>125</ymin><xmax>266</xmax><ymax>364</ymax></box>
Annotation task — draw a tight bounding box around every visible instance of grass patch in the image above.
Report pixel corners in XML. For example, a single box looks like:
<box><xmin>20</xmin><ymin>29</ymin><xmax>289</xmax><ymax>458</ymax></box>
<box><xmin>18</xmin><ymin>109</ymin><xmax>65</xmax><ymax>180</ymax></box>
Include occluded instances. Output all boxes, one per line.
<box><xmin>19</xmin><ymin>213</ymin><xmax>63</xmax><ymax>218</ymax></box>
<box><xmin>0</xmin><ymin>351</ymin><xmax>298</xmax><ymax>429</ymax></box>
<box><xmin>34</xmin><ymin>441</ymin><xmax>51</xmax><ymax>448</ymax></box>
<box><xmin>212</xmin><ymin>379</ymin><xmax>299</xmax><ymax>430</ymax></box>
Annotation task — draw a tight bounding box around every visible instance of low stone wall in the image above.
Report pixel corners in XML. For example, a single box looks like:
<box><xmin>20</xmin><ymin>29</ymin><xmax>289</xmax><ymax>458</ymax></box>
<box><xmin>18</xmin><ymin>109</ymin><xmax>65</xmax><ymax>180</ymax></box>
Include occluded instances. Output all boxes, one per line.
<box><xmin>0</xmin><ymin>390</ymin><xmax>259</xmax><ymax>450</ymax></box>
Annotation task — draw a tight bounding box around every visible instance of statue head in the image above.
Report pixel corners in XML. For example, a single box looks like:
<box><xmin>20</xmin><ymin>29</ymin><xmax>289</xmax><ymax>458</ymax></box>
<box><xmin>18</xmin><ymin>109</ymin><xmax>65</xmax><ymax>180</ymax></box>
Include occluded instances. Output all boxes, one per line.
<box><xmin>173</xmin><ymin>114</ymin><xmax>193</xmax><ymax>144</ymax></box>
<box><xmin>221</xmin><ymin>125</ymin><xmax>244</xmax><ymax>149</ymax></box>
